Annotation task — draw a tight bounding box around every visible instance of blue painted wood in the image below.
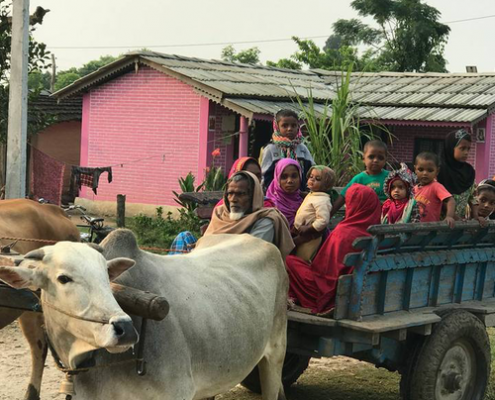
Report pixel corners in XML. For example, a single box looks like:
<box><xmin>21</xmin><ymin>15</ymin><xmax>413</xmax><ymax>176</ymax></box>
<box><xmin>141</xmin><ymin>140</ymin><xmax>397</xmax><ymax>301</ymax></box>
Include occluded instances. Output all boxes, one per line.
<box><xmin>461</xmin><ymin>264</ymin><xmax>478</xmax><ymax>302</ymax></box>
<box><xmin>403</xmin><ymin>269</ymin><xmax>414</xmax><ymax>311</ymax></box>
<box><xmin>483</xmin><ymin>262</ymin><xmax>495</xmax><ymax>299</ymax></box>
<box><xmin>376</xmin><ymin>271</ymin><xmax>388</xmax><ymax>315</ymax></box>
<box><xmin>360</xmin><ymin>273</ymin><xmax>380</xmax><ymax>317</ymax></box>
<box><xmin>384</xmin><ymin>270</ymin><xmax>406</xmax><ymax>313</ymax></box>
<box><xmin>475</xmin><ymin>262</ymin><xmax>487</xmax><ymax>301</ymax></box>
<box><xmin>438</xmin><ymin>265</ymin><xmax>456</xmax><ymax>305</ymax></box>
<box><xmin>428</xmin><ymin>265</ymin><xmax>441</xmax><ymax>306</ymax></box>
<box><xmin>349</xmin><ymin>236</ymin><xmax>380</xmax><ymax>320</ymax></box>
<box><xmin>454</xmin><ymin>264</ymin><xmax>466</xmax><ymax>304</ymax></box>
<box><xmin>409</xmin><ymin>267</ymin><xmax>431</xmax><ymax>309</ymax></box>
<box><xmin>368</xmin><ymin>248</ymin><xmax>495</xmax><ymax>273</ymax></box>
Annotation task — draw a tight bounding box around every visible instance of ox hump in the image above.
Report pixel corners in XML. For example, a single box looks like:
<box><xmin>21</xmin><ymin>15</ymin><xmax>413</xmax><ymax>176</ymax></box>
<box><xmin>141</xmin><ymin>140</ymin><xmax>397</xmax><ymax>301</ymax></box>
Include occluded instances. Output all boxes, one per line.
<box><xmin>100</xmin><ymin>229</ymin><xmax>140</xmax><ymax>259</ymax></box>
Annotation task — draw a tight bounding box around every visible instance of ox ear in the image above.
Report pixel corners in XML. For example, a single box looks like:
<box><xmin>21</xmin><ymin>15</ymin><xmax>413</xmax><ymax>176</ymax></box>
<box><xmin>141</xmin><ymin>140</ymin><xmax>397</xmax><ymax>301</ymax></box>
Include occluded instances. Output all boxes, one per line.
<box><xmin>0</xmin><ymin>266</ymin><xmax>44</xmax><ymax>290</ymax></box>
<box><xmin>107</xmin><ymin>258</ymin><xmax>135</xmax><ymax>281</ymax></box>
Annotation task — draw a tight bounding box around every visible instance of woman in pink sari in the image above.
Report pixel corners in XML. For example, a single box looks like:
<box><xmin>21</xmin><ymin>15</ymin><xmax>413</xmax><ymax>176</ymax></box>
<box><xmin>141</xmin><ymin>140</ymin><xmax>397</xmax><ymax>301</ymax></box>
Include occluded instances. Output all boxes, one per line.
<box><xmin>286</xmin><ymin>184</ymin><xmax>381</xmax><ymax>314</ymax></box>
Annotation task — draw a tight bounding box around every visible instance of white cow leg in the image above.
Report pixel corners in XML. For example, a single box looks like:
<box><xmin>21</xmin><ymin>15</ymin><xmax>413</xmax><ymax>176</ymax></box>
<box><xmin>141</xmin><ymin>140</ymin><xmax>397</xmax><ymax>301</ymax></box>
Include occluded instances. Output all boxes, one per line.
<box><xmin>19</xmin><ymin>312</ymin><xmax>47</xmax><ymax>400</ymax></box>
<box><xmin>258</xmin><ymin>354</ymin><xmax>287</xmax><ymax>400</ymax></box>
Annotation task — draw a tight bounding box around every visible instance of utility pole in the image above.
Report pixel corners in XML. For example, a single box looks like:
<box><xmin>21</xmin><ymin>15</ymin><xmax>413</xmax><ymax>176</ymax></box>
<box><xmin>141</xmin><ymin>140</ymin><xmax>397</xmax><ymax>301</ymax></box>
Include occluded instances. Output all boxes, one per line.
<box><xmin>6</xmin><ymin>0</ymin><xmax>30</xmax><ymax>199</ymax></box>
<box><xmin>50</xmin><ymin>53</ymin><xmax>56</xmax><ymax>92</ymax></box>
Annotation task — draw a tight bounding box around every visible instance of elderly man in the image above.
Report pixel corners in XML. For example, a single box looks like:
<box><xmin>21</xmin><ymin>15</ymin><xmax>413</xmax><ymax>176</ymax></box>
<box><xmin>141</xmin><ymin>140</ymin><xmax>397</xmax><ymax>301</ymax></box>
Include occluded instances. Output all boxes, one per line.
<box><xmin>203</xmin><ymin>171</ymin><xmax>294</xmax><ymax>259</ymax></box>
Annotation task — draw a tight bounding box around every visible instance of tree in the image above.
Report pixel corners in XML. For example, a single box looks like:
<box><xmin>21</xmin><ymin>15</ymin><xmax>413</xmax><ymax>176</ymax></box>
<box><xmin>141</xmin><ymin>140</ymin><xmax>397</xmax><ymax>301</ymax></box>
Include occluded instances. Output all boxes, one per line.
<box><xmin>268</xmin><ymin>36</ymin><xmax>383</xmax><ymax>72</ymax></box>
<box><xmin>54</xmin><ymin>55</ymin><xmax>118</xmax><ymax>91</ymax></box>
<box><xmin>334</xmin><ymin>0</ymin><xmax>450</xmax><ymax>72</ymax></box>
<box><xmin>0</xmin><ymin>1</ymin><xmax>52</xmax><ymax>142</ymax></box>
<box><xmin>221</xmin><ymin>45</ymin><xmax>261</xmax><ymax>64</ymax></box>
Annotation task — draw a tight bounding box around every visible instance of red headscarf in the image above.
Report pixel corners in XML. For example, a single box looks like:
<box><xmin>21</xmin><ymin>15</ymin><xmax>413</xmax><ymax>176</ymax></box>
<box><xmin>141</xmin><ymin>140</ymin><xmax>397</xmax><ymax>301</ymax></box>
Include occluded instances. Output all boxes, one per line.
<box><xmin>216</xmin><ymin>157</ymin><xmax>275</xmax><ymax>209</ymax></box>
<box><xmin>286</xmin><ymin>184</ymin><xmax>381</xmax><ymax>313</ymax></box>
<box><xmin>228</xmin><ymin>157</ymin><xmax>257</xmax><ymax>178</ymax></box>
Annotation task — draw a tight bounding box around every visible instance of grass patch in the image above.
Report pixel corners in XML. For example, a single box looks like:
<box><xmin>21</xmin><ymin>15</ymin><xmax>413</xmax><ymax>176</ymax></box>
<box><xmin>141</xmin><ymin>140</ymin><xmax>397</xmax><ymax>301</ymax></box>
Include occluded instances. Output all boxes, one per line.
<box><xmin>126</xmin><ymin>207</ymin><xmax>201</xmax><ymax>250</ymax></box>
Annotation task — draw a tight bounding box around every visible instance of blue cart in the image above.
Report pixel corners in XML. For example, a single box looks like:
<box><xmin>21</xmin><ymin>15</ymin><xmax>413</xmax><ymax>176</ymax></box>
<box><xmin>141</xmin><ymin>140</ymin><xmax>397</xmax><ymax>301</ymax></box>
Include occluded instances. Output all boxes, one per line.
<box><xmin>245</xmin><ymin>221</ymin><xmax>495</xmax><ymax>400</ymax></box>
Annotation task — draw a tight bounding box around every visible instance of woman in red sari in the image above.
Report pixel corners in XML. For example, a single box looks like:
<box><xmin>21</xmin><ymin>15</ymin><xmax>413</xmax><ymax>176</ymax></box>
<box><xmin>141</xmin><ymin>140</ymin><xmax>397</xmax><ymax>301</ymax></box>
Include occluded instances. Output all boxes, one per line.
<box><xmin>286</xmin><ymin>184</ymin><xmax>381</xmax><ymax>314</ymax></box>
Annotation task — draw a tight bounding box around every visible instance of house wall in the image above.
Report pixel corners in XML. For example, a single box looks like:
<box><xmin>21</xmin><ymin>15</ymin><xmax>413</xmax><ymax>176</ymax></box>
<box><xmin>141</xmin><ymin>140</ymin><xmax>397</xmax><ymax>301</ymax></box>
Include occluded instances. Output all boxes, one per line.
<box><xmin>388</xmin><ymin>124</ymin><xmax>478</xmax><ymax>177</ymax></box>
<box><xmin>30</xmin><ymin>120</ymin><xmax>81</xmax><ymax>195</ymax></box>
<box><xmin>206</xmin><ymin>102</ymin><xmax>236</xmax><ymax>174</ymax></box>
<box><xmin>81</xmin><ymin>66</ymin><xmax>204</xmax><ymax>205</ymax></box>
<box><xmin>488</xmin><ymin>115</ymin><xmax>495</xmax><ymax>179</ymax></box>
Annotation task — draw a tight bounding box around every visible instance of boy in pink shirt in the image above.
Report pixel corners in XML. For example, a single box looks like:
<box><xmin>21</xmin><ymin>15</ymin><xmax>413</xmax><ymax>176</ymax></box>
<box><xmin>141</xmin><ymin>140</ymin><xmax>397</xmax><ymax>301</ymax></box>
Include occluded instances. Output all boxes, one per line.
<box><xmin>414</xmin><ymin>152</ymin><xmax>456</xmax><ymax>228</ymax></box>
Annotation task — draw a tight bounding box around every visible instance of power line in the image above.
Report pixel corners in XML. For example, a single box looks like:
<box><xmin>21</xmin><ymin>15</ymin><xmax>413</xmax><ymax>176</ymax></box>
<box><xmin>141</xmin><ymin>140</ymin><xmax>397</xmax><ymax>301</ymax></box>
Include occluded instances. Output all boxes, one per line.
<box><xmin>48</xmin><ymin>13</ymin><xmax>495</xmax><ymax>51</ymax></box>
<box><xmin>49</xmin><ymin>35</ymin><xmax>329</xmax><ymax>50</ymax></box>
<box><xmin>445</xmin><ymin>14</ymin><xmax>495</xmax><ymax>24</ymax></box>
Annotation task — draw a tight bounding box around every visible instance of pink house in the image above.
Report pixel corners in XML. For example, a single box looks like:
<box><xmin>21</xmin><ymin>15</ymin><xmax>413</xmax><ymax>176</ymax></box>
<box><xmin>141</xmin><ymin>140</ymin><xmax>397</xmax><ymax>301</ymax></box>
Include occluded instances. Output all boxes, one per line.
<box><xmin>53</xmin><ymin>52</ymin><xmax>495</xmax><ymax>207</ymax></box>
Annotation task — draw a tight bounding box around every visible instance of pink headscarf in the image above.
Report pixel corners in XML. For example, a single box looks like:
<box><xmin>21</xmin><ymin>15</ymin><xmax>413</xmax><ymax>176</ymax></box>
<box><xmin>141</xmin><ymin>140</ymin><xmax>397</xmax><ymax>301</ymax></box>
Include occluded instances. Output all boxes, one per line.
<box><xmin>266</xmin><ymin>158</ymin><xmax>303</xmax><ymax>227</ymax></box>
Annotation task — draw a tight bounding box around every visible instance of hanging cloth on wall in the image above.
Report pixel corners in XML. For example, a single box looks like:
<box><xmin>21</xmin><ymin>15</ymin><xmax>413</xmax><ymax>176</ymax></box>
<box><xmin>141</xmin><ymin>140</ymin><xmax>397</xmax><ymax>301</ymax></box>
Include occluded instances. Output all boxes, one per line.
<box><xmin>70</xmin><ymin>166</ymin><xmax>113</xmax><ymax>195</ymax></box>
<box><xmin>31</xmin><ymin>147</ymin><xmax>66</xmax><ymax>205</ymax></box>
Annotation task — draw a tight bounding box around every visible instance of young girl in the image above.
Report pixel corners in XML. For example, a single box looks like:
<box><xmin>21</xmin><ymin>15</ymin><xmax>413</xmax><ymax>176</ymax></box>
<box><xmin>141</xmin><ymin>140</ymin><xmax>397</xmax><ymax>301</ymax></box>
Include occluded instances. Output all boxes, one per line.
<box><xmin>266</xmin><ymin>158</ymin><xmax>303</xmax><ymax>228</ymax></box>
<box><xmin>381</xmin><ymin>163</ymin><xmax>420</xmax><ymax>224</ymax></box>
<box><xmin>414</xmin><ymin>152</ymin><xmax>456</xmax><ymax>228</ymax></box>
<box><xmin>293</xmin><ymin>166</ymin><xmax>335</xmax><ymax>261</ymax></box>
<box><xmin>261</xmin><ymin>109</ymin><xmax>315</xmax><ymax>190</ymax></box>
<box><xmin>437</xmin><ymin>129</ymin><xmax>476</xmax><ymax>218</ymax></box>
<box><xmin>469</xmin><ymin>179</ymin><xmax>495</xmax><ymax>221</ymax></box>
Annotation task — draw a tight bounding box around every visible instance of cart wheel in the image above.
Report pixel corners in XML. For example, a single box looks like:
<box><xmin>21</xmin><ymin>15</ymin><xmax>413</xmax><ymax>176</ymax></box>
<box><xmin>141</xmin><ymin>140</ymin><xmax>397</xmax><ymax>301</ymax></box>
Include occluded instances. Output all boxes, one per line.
<box><xmin>241</xmin><ymin>353</ymin><xmax>311</xmax><ymax>393</ymax></box>
<box><xmin>399</xmin><ymin>337</ymin><xmax>425</xmax><ymax>400</ymax></box>
<box><xmin>408</xmin><ymin>310</ymin><xmax>490</xmax><ymax>400</ymax></box>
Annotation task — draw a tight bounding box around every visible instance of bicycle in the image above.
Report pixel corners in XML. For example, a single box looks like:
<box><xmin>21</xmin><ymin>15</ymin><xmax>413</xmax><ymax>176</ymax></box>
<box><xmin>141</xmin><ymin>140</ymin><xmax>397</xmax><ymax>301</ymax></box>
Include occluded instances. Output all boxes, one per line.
<box><xmin>62</xmin><ymin>205</ymin><xmax>114</xmax><ymax>243</ymax></box>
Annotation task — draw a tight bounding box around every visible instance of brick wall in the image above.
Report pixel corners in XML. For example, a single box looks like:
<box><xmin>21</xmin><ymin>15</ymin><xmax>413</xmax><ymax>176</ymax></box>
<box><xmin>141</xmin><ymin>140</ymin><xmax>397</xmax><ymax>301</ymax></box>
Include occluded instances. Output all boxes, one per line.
<box><xmin>82</xmin><ymin>66</ymin><xmax>202</xmax><ymax>205</ymax></box>
<box><xmin>388</xmin><ymin>125</ymin><xmax>477</xmax><ymax>167</ymax></box>
<box><xmin>205</xmin><ymin>102</ymin><xmax>236</xmax><ymax>175</ymax></box>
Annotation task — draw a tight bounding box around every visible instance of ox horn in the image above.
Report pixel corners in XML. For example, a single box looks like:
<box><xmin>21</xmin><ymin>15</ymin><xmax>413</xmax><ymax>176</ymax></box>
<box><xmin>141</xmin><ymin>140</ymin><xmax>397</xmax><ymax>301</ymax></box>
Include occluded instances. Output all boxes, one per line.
<box><xmin>24</xmin><ymin>249</ymin><xmax>45</xmax><ymax>261</ymax></box>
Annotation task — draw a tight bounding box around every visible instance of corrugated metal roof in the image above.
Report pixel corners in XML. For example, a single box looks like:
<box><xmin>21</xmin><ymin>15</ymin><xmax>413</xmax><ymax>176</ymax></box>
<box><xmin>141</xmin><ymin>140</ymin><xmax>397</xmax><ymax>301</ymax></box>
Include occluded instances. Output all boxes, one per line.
<box><xmin>225</xmin><ymin>98</ymin><xmax>487</xmax><ymax>123</ymax></box>
<box><xmin>52</xmin><ymin>51</ymin><xmax>495</xmax><ymax>125</ymax></box>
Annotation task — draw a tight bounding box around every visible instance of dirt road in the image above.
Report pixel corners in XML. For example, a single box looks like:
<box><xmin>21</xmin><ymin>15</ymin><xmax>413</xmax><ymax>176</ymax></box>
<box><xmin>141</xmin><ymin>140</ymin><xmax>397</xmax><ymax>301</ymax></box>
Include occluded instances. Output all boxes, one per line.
<box><xmin>0</xmin><ymin>322</ymin><xmax>400</xmax><ymax>400</ymax></box>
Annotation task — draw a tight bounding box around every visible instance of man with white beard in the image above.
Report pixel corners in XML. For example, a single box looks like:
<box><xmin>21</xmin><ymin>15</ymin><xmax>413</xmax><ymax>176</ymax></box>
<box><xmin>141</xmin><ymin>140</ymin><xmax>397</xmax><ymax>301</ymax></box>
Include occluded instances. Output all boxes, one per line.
<box><xmin>203</xmin><ymin>171</ymin><xmax>294</xmax><ymax>260</ymax></box>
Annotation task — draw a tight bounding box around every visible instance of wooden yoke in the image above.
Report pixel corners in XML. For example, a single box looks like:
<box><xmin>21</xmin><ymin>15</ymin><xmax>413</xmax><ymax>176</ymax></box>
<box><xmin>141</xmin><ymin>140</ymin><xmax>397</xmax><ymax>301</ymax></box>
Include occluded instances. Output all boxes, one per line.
<box><xmin>111</xmin><ymin>283</ymin><xmax>169</xmax><ymax>321</ymax></box>
<box><xmin>0</xmin><ymin>256</ymin><xmax>170</xmax><ymax>321</ymax></box>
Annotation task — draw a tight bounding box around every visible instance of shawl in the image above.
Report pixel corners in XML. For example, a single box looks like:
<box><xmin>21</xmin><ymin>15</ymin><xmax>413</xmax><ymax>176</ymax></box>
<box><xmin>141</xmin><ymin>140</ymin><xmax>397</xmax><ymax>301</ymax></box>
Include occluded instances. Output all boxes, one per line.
<box><xmin>271</xmin><ymin>119</ymin><xmax>302</xmax><ymax>159</ymax></box>
<box><xmin>204</xmin><ymin>171</ymin><xmax>294</xmax><ymax>259</ymax></box>
<box><xmin>437</xmin><ymin>129</ymin><xmax>475</xmax><ymax>195</ymax></box>
<box><xmin>266</xmin><ymin>158</ymin><xmax>303</xmax><ymax>227</ymax></box>
<box><xmin>381</xmin><ymin>164</ymin><xmax>417</xmax><ymax>224</ymax></box>
<box><xmin>227</xmin><ymin>157</ymin><xmax>257</xmax><ymax>178</ymax></box>
<box><xmin>286</xmin><ymin>184</ymin><xmax>381</xmax><ymax>313</ymax></box>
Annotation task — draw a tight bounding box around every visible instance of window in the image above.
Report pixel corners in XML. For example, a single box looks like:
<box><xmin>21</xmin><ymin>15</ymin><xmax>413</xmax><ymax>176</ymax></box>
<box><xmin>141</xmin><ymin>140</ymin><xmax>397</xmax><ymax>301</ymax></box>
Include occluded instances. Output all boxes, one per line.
<box><xmin>414</xmin><ymin>138</ymin><xmax>443</xmax><ymax>162</ymax></box>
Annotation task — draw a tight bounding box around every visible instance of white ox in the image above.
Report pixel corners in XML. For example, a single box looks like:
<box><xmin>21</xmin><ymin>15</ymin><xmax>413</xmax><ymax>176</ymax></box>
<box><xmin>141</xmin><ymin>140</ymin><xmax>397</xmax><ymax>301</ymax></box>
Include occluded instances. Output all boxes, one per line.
<box><xmin>0</xmin><ymin>229</ymin><xmax>288</xmax><ymax>400</ymax></box>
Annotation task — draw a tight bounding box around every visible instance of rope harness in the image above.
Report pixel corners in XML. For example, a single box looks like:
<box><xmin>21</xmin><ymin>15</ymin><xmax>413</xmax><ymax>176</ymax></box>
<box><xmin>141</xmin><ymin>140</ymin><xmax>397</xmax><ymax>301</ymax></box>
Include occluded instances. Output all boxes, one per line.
<box><xmin>0</xmin><ymin>235</ymin><xmax>189</xmax><ymax>253</ymax></box>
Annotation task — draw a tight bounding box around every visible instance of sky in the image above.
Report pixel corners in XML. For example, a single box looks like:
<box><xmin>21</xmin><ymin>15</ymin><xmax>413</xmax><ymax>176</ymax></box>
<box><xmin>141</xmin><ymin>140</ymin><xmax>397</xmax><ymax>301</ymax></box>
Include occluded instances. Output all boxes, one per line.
<box><xmin>28</xmin><ymin>0</ymin><xmax>495</xmax><ymax>73</ymax></box>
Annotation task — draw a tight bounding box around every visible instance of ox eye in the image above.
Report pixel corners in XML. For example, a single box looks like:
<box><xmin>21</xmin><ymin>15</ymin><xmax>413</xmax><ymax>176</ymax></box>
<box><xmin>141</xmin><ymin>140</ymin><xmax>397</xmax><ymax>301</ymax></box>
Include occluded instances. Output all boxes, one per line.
<box><xmin>57</xmin><ymin>275</ymin><xmax>73</xmax><ymax>284</ymax></box>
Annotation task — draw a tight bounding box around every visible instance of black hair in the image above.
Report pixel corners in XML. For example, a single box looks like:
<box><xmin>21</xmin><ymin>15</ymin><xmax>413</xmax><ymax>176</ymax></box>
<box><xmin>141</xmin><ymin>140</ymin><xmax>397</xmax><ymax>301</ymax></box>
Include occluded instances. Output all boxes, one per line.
<box><xmin>364</xmin><ymin>139</ymin><xmax>388</xmax><ymax>153</ymax></box>
<box><xmin>415</xmin><ymin>152</ymin><xmax>440</xmax><ymax>167</ymax></box>
<box><xmin>477</xmin><ymin>179</ymin><xmax>495</xmax><ymax>195</ymax></box>
<box><xmin>275</xmin><ymin>109</ymin><xmax>299</xmax><ymax>122</ymax></box>
<box><xmin>453</xmin><ymin>128</ymin><xmax>472</xmax><ymax>144</ymax></box>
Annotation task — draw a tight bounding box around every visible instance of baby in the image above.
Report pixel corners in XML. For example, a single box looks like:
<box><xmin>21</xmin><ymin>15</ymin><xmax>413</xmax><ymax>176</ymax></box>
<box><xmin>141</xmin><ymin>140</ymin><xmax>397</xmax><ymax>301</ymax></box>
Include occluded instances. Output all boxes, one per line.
<box><xmin>293</xmin><ymin>166</ymin><xmax>336</xmax><ymax>261</ymax></box>
<box><xmin>381</xmin><ymin>163</ymin><xmax>420</xmax><ymax>224</ymax></box>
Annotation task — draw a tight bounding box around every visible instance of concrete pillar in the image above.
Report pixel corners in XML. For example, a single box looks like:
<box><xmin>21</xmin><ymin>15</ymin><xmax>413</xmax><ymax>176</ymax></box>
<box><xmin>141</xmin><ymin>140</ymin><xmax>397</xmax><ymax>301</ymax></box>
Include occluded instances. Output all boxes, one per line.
<box><xmin>239</xmin><ymin>116</ymin><xmax>249</xmax><ymax>157</ymax></box>
<box><xmin>6</xmin><ymin>0</ymin><xmax>30</xmax><ymax>199</ymax></box>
